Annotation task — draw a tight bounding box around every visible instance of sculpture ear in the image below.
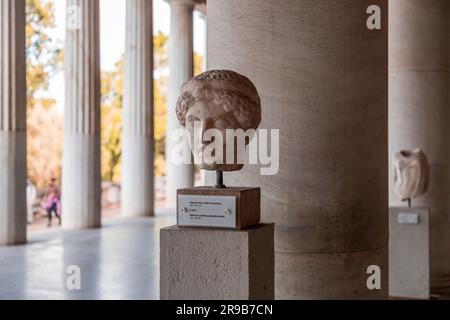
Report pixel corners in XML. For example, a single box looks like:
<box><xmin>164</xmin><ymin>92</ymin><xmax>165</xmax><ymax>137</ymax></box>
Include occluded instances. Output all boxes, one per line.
<box><xmin>393</xmin><ymin>166</ymin><xmax>397</xmax><ymax>181</ymax></box>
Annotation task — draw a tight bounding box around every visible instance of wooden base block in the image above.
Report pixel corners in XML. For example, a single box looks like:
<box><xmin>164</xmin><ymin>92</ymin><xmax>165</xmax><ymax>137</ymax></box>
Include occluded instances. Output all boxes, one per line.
<box><xmin>177</xmin><ymin>187</ymin><xmax>260</xmax><ymax>229</ymax></box>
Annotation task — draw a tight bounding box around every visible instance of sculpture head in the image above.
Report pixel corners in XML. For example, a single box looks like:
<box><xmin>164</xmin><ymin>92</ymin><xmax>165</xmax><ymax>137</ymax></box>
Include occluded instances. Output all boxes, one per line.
<box><xmin>393</xmin><ymin>148</ymin><xmax>429</xmax><ymax>202</ymax></box>
<box><xmin>176</xmin><ymin>70</ymin><xmax>261</xmax><ymax>171</ymax></box>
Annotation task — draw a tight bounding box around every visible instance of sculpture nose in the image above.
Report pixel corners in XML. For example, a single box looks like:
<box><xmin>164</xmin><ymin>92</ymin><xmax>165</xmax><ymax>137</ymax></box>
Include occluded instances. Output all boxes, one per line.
<box><xmin>201</xmin><ymin>118</ymin><xmax>215</xmax><ymax>133</ymax></box>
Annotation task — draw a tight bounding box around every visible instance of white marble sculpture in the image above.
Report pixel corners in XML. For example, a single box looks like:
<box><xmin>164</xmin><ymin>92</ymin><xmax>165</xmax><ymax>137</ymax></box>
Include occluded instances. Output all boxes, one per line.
<box><xmin>393</xmin><ymin>149</ymin><xmax>429</xmax><ymax>205</ymax></box>
<box><xmin>176</xmin><ymin>70</ymin><xmax>261</xmax><ymax>172</ymax></box>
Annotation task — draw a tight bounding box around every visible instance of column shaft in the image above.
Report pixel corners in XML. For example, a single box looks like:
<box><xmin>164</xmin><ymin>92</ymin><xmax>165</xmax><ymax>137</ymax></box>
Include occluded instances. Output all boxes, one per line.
<box><xmin>165</xmin><ymin>0</ymin><xmax>195</xmax><ymax>207</ymax></box>
<box><xmin>122</xmin><ymin>0</ymin><xmax>154</xmax><ymax>217</ymax></box>
<box><xmin>0</xmin><ymin>0</ymin><xmax>27</xmax><ymax>245</ymax></box>
<box><xmin>208</xmin><ymin>0</ymin><xmax>389</xmax><ymax>299</ymax></box>
<box><xmin>389</xmin><ymin>0</ymin><xmax>450</xmax><ymax>291</ymax></box>
<box><xmin>62</xmin><ymin>0</ymin><xmax>101</xmax><ymax>228</ymax></box>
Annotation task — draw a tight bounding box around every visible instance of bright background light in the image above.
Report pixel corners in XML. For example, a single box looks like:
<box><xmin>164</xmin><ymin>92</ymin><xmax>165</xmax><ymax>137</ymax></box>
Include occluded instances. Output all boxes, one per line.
<box><xmin>47</xmin><ymin>0</ymin><xmax>206</xmax><ymax>114</ymax></box>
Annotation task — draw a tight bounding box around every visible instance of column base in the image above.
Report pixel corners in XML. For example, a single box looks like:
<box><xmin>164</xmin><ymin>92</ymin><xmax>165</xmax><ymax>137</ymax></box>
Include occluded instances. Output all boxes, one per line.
<box><xmin>121</xmin><ymin>135</ymin><xmax>154</xmax><ymax>217</ymax></box>
<box><xmin>276</xmin><ymin>246</ymin><xmax>388</xmax><ymax>300</ymax></box>
<box><xmin>0</xmin><ymin>131</ymin><xmax>27</xmax><ymax>245</ymax></box>
<box><xmin>62</xmin><ymin>133</ymin><xmax>101</xmax><ymax>229</ymax></box>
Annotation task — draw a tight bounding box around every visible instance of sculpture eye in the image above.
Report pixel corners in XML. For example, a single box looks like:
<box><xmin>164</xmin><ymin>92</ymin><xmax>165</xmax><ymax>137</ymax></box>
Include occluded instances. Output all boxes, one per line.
<box><xmin>187</xmin><ymin>116</ymin><xmax>200</xmax><ymax>123</ymax></box>
<box><xmin>214</xmin><ymin>119</ymin><xmax>230</xmax><ymax>128</ymax></box>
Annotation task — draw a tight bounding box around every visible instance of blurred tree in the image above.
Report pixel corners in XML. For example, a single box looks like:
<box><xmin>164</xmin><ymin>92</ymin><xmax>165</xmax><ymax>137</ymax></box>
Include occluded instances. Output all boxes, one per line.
<box><xmin>154</xmin><ymin>31</ymin><xmax>168</xmax><ymax>69</ymax></box>
<box><xmin>154</xmin><ymin>32</ymin><xmax>169</xmax><ymax>178</ymax></box>
<box><xmin>25</xmin><ymin>0</ymin><xmax>63</xmax><ymax>188</ymax></box>
<box><xmin>25</xmin><ymin>2</ymin><xmax>169</xmax><ymax>185</ymax></box>
<box><xmin>25</xmin><ymin>0</ymin><xmax>63</xmax><ymax>110</ymax></box>
<box><xmin>154</xmin><ymin>74</ymin><xmax>168</xmax><ymax>177</ymax></box>
<box><xmin>194</xmin><ymin>52</ymin><xmax>203</xmax><ymax>77</ymax></box>
<box><xmin>99</xmin><ymin>31</ymin><xmax>200</xmax><ymax>181</ymax></box>
<box><xmin>101</xmin><ymin>60</ymin><xmax>124</xmax><ymax>182</ymax></box>
<box><xmin>27</xmin><ymin>103</ymin><xmax>63</xmax><ymax>188</ymax></box>
<box><xmin>24</xmin><ymin>2</ymin><xmax>205</xmax><ymax>185</ymax></box>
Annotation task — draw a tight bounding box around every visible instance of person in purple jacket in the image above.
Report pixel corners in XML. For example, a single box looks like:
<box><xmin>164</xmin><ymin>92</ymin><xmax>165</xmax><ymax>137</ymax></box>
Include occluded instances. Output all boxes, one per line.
<box><xmin>43</xmin><ymin>178</ymin><xmax>61</xmax><ymax>227</ymax></box>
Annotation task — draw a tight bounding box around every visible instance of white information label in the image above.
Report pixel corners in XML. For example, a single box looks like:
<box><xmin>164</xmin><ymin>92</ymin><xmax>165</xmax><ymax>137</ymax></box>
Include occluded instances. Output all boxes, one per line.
<box><xmin>398</xmin><ymin>213</ymin><xmax>420</xmax><ymax>225</ymax></box>
<box><xmin>177</xmin><ymin>195</ymin><xmax>237</xmax><ymax>228</ymax></box>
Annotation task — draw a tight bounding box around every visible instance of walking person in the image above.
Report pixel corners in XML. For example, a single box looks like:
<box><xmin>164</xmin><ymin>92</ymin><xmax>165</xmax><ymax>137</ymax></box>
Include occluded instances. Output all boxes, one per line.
<box><xmin>43</xmin><ymin>178</ymin><xmax>61</xmax><ymax>227</ymax></box>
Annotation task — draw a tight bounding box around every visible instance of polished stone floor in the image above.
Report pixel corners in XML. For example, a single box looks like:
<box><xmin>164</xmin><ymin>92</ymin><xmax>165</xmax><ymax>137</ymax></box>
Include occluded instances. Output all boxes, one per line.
<box><xmin>0</xmin><ymin>215</ymin><xmax>175</xmax><ymax>300</ymax></box>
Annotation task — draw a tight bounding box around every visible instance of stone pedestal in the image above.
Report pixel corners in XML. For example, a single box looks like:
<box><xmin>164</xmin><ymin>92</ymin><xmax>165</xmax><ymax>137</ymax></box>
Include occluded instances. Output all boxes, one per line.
<box><xmin>389</xmin><ymin>207</ymin><xmax>430</xmax><ymax>299</ymax></box>
<box><xmin>160</xmin><ymin>224</ymin><xmax>274</xmax><ymax>300</ymax></box>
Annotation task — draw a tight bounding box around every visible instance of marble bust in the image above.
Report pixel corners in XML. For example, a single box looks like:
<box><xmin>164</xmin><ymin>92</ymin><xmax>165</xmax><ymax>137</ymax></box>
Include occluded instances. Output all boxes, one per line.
<box><xmin>393</xmin><ymin>149</ymin><xmax>429</xmax><ymax>205</ymax></box>
<box><xmin>176</xmin><ymin>70</ymin><xmax>261</xmax><ymax>171</ymax></box>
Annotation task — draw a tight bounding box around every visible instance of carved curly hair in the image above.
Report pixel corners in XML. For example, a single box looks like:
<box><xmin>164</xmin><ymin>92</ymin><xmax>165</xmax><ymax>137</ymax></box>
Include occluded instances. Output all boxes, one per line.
<box><xmin>176</xmin><ymin>70</ymin><xmax>261</xmax><ymax>130</ymax></box>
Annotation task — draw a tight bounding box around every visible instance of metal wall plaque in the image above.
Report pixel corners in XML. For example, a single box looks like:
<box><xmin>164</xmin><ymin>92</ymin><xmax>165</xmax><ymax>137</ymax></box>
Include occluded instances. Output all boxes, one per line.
<box><xmin>398</xmin><ymin>212</ymin><xmax>420</xmax><ymax>225</ymax></box>
<box><xmin>177</xmin><ymin>195</ymin><xmax>237</xmax><ymax>228</ymax></box>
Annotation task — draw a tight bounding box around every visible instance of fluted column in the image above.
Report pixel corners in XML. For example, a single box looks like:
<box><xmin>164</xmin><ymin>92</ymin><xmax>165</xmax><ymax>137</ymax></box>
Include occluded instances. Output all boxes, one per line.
<box><xmin>208</xmin><ymin>0</ymin><xmax>388</xmax><ymax>299</ymax></box>
<box><xmin>0</xmin><ymin>0</ymin><xmax>27</xmax><ymax>245</ymax></box>
<box><xmin>389</xmin><ymin>0</ymin><xmax>450</xmax><ymax>291</ymax></box>
<box><xmin>122</xmin><ymin>0</ymin><xmax>154</xmax><ymax>217</ymax></box>
<box><xmin>62</xmin><ymin>0</ymin><xmax>101</xmax><ymax>228</ymax></box>
<box><xmin>165</xmin><ymin>0</ymin><xmax>195</xmax><ymax>207</ymax></box>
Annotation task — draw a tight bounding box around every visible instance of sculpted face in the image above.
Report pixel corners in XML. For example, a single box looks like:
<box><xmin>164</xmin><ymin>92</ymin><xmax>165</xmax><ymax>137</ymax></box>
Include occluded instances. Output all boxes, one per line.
<box><xmin>176</xmin><ymin>70</ymin><xmax>262</xmax><ymax>171</ymax></box>
<box><xmin>185</xmin><ymin>100</ymin><xmax>243</xmax><ymax>171</ymax></box>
